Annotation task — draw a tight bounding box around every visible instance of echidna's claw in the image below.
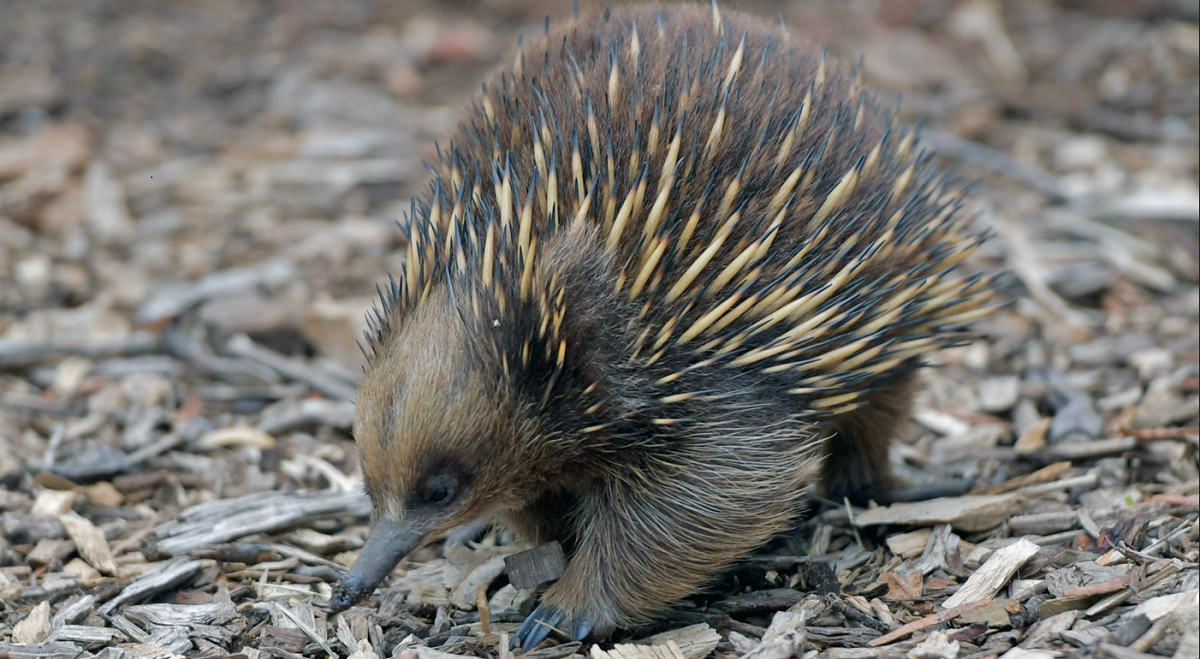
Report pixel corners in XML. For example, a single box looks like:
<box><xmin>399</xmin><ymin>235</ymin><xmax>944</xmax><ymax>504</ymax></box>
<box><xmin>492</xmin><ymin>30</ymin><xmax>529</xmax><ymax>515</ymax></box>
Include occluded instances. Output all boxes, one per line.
<box><xmin>571</xmin><ymin>618</ymin><xmax>593</xmax><ymax>641</ymax></box>
<box><xmin>511</xmin><ymin>604</ymin><xmax>568</xmax><ymax>651</ymax></box>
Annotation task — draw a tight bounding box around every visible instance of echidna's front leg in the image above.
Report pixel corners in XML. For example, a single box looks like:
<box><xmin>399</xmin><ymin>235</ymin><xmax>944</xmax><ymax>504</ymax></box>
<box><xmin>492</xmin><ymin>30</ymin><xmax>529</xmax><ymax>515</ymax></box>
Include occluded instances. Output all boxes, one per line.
<box><xmin>511</xmin><ymin>439</ymin><xmax>817</xmax><ymax>650</ymax></box>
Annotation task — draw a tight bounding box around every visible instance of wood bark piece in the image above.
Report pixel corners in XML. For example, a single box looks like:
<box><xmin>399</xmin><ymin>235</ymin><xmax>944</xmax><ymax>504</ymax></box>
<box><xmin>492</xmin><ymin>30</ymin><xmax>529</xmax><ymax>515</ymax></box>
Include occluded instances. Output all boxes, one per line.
<box><xmin>124</xmin><ymin>601</ymin><xmax>238</xmax><ymax>627</ymax></box>
<box><xmin>591</xmin><ymin>641</ymin><xmax>688</xmax><ymax>659</ymax></box>
<box><xmin>504</xmin><ymin>541</ymin><xmax>565</xmax><ymax>590</ymax></box>
<box><xmin>1096</xmin><ymin>644</ymin><xmax>1159</xmax><ymax>659</ymax></box>
<box><xmin>27</xmin><ymin>538</ymin><xmax>75</xmax><ymax>566</ymax></box>
<box><xmin>98</xmin><ymin>557</ymin><xmax>205</xmax><ymax>615</ymax></box>
<box><xmin>1129</xmin><ymin>589</ymin><xmax>1199</xmax><ymax>622</ymax></box>
<box><xmin>48</xmin><ymin>624</ymin><xmax>121</xmax><ymax>644</ymax></box>
<box><xmin>400</xmin><ymin>648</ymin><xmax>499</xmax><ymax>659</ymax></box>
<box><xmin>347</xmin><ymin>638</ymin><xmax>381</xmax><ymax>659</ymax></box>
<box><xmin>1008</xmin><ymin>511</ymin><xmax>1080</xmax><ymax>536</ymax></box>
<box><xmin>869</xmin><ymin>600</ymin><xmax>994</xmax><ymax>647</ymax></box>
<box><xmin>226</xmin><ymin>333</ymin><xmax>358</xmax><ymax>401</ymax></box>
<box><xmin>715</xmin><ymin>588</ymin><xmax>806</xmax><ymax>614</ymax></box>
<box><xmin>50</xmin><ymin>593</ymin><xmax>96</xmax><ymax>629</ymax></box>
<box><xmin>906</xmin><ymin>629</ymin><xmax>959</xmax><ymax>659</ymax></box>
<box><xmin>143</xmin><ymin>490</ymin><xmax>370</xmax><ymax>557</ymax></box>
<box><xmin>0</xmin><ymin>332</ymin><xmax>160</xmax><ymax>369</ymax></box>
<box><xmin>736</xmin><ymin>609</ymin><xmax>807</xmax><ymax>659</ymax></box>
<box><xmin>854</xmin><ymin>495</ymin><xmax>1024</xmax><ymax>532</ymax></box>
<box><xmin>0</xmin><ymin>641</ymin><xmax>88</xmax><ymax>659</ymax></box>
<box><xmin>11</xmin><ymin>600</ymin><xmax>51</xmax><ymax>644</ymax></box>
<box><xmin>1020</xmin><ymin>611</ymin><xmax>1077</xmax><ymax>649</ymax></box>
<box><xmin>136</xmin><ymin>259</ymin><xmax>296</xmax><ymax>324</ymax></box>
<box><xmin>912</xmin><ymin>525</ymin><xmax>962</xmax><ymax>576</ymax></box>
<box><xmin>887</xmin><ymin>529</ymin><xmax>932</xmax><ymax>558</ymax></box>
<box><xmin>450</xmin><ymin>554</ymin><xmax>507</xmax><ymax>610</ymax></box>
<box><xmin>642</xmin><ymin>624</ymin><xmax>722</xmax><ymax>659</ymax></box>
<box><xmin>58</xmin><ymin>510</ymin><xmax>117</xmax><ymax>575</ymax></box>
<box><xmin>944</xmin><ymin>539</ymin><xmax>1039</xmax><ymax>608</ymax></box>
<box><xmin>998</xmin><ymin>649</ymin><xmax>1061</xmax><ymax>659</ymax></box>
<box><xmin>31</xmin><ymin>490</ymin><xmax>77</xmax><ymax>516</ymax></box>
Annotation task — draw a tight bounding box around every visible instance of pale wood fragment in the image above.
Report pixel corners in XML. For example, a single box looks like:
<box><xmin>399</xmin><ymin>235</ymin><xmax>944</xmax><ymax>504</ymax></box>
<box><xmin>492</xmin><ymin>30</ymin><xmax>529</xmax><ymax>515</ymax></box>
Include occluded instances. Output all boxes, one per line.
<box><xmin>944</xmin><ymin>539</ymin><xmax>1039</xmax><ymax>608</ymax></box>
<box><xmin>58</xmin><ymin>510</ymin><xmax>117</xmax><ymax>574</ymax></box>
<box><xmin>907</xmin><ymin>630</ymin><xmax>959</xmax><ymax>659</ymax></box>
<box><xmin>737</xmin><ymin>609</ymin><xmax>807</xmax><ymax>659</ymax></box>
<box><xmin>11</xmin><ymin>601</ymin><xmax>51</xmax><ymax>644</ymax></box>
<box><xmin>854</xmin><ymin>495</ymin><xmax>1024</xmax><ymax>533</ymax></box>
<box><xmin>643</xmin><ymin>623</ymin><xmax>721</xmax><ymax>659</ymax></box>
<box><xmin>347</xmin><ymin>638</ymin><xmax>381</xmax><ymax>659</ymax></box>
<box><xmin>887</xmin><ymin>528</ymin><xmax>932</xmax><ymax>558</ymax></box>
<box><xmin>31</xmin><ymin>490</ymin><xmax>77</xmax><ymax>516</ymax></box>
<box><xmin>592</xmin><ymin>640</ymin><xmax>688</xmax><ymax>659</ymax></box>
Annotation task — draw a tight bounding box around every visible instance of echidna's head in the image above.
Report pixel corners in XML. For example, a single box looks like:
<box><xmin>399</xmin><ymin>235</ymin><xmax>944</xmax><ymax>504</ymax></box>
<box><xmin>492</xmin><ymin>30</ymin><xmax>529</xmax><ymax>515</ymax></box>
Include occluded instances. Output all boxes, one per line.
<box><xmin>331</xmin><ymin>280</ymin><xmax>560</xmax><ymax>609</ymax></box>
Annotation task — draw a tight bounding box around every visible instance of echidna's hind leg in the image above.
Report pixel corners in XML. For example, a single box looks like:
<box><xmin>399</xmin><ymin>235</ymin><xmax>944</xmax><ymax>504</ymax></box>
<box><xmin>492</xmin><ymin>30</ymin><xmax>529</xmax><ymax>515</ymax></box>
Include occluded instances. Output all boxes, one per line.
<box><xmin>818</xmin><ymin>371</ymin><xmax>919</xmax><ymax>506</ymax></box>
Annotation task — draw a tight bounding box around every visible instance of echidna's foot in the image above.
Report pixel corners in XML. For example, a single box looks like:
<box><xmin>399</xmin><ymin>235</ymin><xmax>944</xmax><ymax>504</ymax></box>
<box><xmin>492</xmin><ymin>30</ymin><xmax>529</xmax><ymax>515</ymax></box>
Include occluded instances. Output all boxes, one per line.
<box><xmin>511</xmin><ymin>603</ymin><xmax>591</xmax><ymax>651</ymax></box>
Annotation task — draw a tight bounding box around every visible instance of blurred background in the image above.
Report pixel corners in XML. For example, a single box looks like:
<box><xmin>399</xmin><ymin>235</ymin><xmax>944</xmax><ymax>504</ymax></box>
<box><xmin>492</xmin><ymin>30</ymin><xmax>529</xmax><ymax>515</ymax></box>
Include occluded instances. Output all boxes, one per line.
<box><xmin>0</xmin><ymin>0</ymin><xmax>1197</xmax><ymax>654</ymax></box>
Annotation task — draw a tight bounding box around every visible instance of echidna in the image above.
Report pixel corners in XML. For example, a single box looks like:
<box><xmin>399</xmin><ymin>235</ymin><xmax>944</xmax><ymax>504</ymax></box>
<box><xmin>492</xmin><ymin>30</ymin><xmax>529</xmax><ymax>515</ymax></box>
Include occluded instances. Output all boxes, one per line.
<box><xmin>332</xmin><ymin>2</ymin><xmax>998</xmax><ymax>648</ymax></box>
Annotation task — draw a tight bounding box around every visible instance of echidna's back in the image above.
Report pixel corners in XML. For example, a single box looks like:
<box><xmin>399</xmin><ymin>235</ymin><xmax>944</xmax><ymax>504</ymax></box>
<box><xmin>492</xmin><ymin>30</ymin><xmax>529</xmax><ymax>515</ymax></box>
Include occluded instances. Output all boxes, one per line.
<box><xmin>411</xmin><ymin>4</ymin><xmax>996</xmax><ymax>416</ymax></box>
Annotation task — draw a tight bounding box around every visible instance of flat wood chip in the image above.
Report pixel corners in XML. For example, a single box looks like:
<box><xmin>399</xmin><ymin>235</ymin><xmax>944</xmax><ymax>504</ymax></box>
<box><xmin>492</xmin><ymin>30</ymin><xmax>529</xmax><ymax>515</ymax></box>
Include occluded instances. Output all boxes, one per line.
<box><xmin>944</xmin><ymin>539</ymin><xmax>1039</xmax><ymax>608</ymax></box>
<box><xmin>854</xmin><ymin>495</ymin><xmax>1025</xmax><ymax>533</ymax></box>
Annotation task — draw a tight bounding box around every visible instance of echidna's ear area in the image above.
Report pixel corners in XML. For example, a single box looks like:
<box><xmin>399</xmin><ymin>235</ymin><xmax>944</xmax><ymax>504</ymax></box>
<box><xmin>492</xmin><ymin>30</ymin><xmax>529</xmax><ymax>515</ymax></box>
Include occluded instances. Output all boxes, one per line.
<box><xmin>371</xmin><ymin>3</ymin><xmax>1001</xmax><ymax>417</ymax></box>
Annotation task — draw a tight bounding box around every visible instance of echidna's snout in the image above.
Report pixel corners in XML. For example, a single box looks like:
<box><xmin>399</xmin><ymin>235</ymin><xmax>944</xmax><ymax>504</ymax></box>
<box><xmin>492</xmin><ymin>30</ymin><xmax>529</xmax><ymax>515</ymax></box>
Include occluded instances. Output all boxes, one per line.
<box><xmin>330</xmin><ymin>519</ymin><xmax>422</xmax><ymax>611</ymax></box>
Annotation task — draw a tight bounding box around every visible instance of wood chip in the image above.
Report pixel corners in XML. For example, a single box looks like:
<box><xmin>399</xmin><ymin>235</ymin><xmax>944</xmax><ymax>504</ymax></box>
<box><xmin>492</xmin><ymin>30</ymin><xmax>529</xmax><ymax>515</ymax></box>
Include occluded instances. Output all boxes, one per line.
<box><xmin>944</xmin><ymin>539</ymin><xmax>1039</xmax><ymax>608</ymax></box>
<box><xmin>144</xmin><ymin>490</ymin><xmax>370</xmax><ymax>557</ymax></box>
<box><xmin>11</xmin><ymin>601</ymin><xmax>51</xmax><ymax>644</ymax></box>
<box><xmin>195</xmin><ymin>426</ymin><xmax>277</xmax><ymax>450</ymax></box>
<box><xmin>124</xmin><ymin>600</ymin><xmax>238</xmax><ymax>627</ymax></box>
<box><xmin>31</xmin><ymin>490</ymin><xmax>77</xmax><ymax>516</ymax></box>
<box><xmin>887</xmin><ymin>528</ymin><xmax>933</xmax><ymax>558</ymax></box>
<box><xmin>854</xmin><ymin>494</ymin><xmax>1025</xmax><ymax>533</ymax></box>
<box><xmin>1020</xmin><ymin>610</ymin><xmax>1077</xmax><ymax>649</ymax></box>
<box><xmin>592</xmin><ymin>641</ymin><xmax>688</xmax><ymax>659</ymax></box>
<box><xmin>642</xmin><ymin>624</ymin><xmax>721</xmax><ymax>659</ymax></box>
<box><xmin>98</xmin><ymin>557</ymin><xmax>204</xmax><ymax>615</ymax></box>
<box><xmin>1096</xmin><ymin>643</ymin><xmax>1159</xmax><ymax>659</ymax></box>
<box><xmin>48</xmin><ymin>624</ymin><xmax>121</xmax><ymax>644</ymax></box>
<box><xmin>1129</xmin><ymin>589</ymin><xmax>1199</xmax><ymax>622</ymax></box>
<box><xmin>449</xmin><ymin>554</ymin><xmax>507</xmax><ymax>609</ymax></box>
<box><xmin>49</xmin><ymin>593</ymin><xmax>96</xmax><ymax>629</ymax></box>
<box><xmin>57</xmin><ymin>510</ymin><xmax>117</xmax><ymax>574</ymax></box>
<box><xmin>958</xmin><ymin>599</ymin><xmax>1020</xmax><ymax>628</ymax></box>
<box><xmin>869</xmin><ymin>600</ymin><xmax>995</xmax><ymax>647</ymax></box>
<box><xmin>62</xmin><ymin>557</ymin><xmax>101</xmax><ymax>581</ymax></box>
<box><xmin>261</xmin><ymin>624</ymin><xmax>309</xmax><ymax>654</ymax></box>
<box><xmin>907</xmin><ymin>629</ymin><xmax>959</xmax><ymax>659</ymax></box>
<box><xmin>347</xmin><ymin>638</ymin><xmax>381</xmax><ymax>659</ymax></box>
<box><xmin>737</xmin><ymin>609</ymin><xmax>808</xmax><ymax>659</ymax></box>
<box><xmin>27</xmin><ymin>537</ymin><xmax>75</xmax><ymax>566</ymax></box>
<box><xmin>998</xmin><ymin>649</ymin><xmax>1060</xmax><ymax>659</ymax></box>
<box><xmin>975</xmin><ymin>462</ymin><xmax>1071</xmax><ymax>495</ymax></box>
<box><xmin>0</xmin><ymin>641</ymin><xmax>88</xmax><ymax>659</ymax></box>
<box><xmin>504</xmin><ymin>541</ymin><xmax>566</xmax><ymax>590</ymax></box>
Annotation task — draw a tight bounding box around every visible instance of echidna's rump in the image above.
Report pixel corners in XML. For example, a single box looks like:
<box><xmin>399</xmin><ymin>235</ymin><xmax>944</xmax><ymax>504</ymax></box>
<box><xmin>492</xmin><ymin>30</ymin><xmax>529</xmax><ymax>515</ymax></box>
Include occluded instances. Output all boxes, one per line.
<box><xmin>335</xmin><ymin>3</ymin><xmax>999</xmax><ymax>649</ymax></box>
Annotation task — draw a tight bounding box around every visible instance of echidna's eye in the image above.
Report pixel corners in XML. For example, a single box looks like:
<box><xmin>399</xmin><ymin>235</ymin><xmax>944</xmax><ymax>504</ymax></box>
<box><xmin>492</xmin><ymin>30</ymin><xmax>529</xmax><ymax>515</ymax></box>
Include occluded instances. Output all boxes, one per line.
<box><xmin>421</xmin><ymin>473</ymin><xmax>458</xmax><ymax>506</ymax></box>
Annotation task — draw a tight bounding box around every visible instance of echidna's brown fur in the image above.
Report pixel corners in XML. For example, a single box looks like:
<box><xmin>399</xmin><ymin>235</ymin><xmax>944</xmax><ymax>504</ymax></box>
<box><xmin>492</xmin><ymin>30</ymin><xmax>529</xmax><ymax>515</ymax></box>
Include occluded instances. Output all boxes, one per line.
<box><xmin>346</xmin><ymin>2</ymin><xmax>998</xmax><ymax>639</ymax></box>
